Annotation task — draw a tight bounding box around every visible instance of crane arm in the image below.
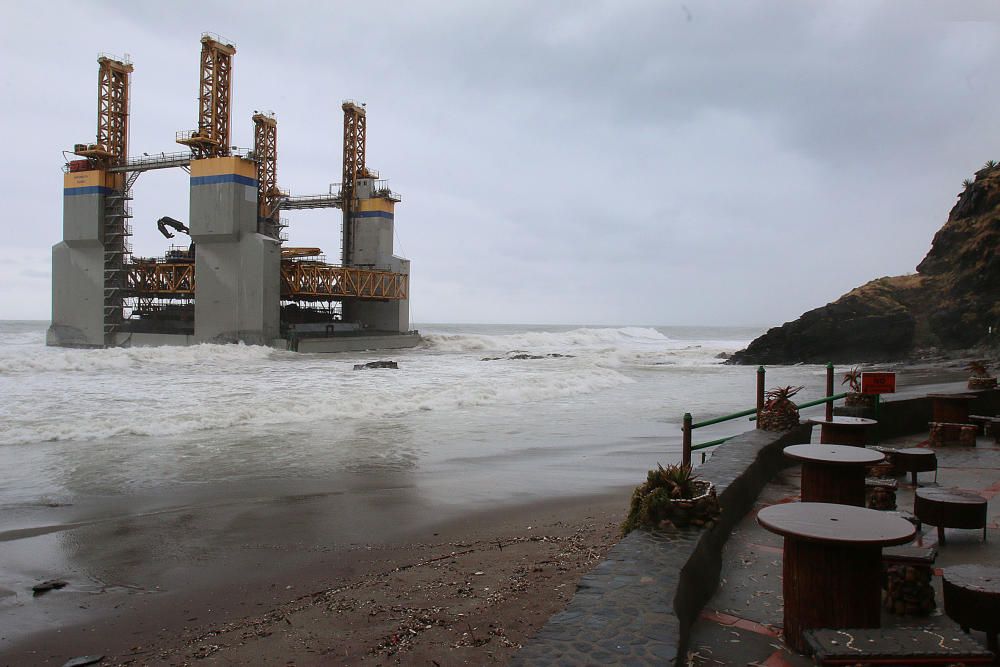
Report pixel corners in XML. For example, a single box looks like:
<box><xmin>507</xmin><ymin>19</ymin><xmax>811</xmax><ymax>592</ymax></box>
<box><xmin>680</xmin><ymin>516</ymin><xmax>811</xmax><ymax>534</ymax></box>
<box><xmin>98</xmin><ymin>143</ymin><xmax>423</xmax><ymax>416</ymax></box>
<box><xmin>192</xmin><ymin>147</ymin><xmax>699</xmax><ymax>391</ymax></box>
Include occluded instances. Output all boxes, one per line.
<box><xmin>157</xmin><ymin>216</ymin><xmax>190</xmax><ymax>239</ymax></box>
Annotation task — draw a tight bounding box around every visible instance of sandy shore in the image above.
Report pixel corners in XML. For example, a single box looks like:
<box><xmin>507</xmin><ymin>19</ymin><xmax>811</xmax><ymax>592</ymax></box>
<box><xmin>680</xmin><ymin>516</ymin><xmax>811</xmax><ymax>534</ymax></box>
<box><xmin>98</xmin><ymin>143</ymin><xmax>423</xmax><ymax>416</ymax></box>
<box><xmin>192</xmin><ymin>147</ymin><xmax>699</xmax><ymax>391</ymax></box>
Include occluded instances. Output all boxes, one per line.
<box><xmin>1</xmin><ymin>489</ymin><xmax>630</xmax><ymax>666</ymax></box>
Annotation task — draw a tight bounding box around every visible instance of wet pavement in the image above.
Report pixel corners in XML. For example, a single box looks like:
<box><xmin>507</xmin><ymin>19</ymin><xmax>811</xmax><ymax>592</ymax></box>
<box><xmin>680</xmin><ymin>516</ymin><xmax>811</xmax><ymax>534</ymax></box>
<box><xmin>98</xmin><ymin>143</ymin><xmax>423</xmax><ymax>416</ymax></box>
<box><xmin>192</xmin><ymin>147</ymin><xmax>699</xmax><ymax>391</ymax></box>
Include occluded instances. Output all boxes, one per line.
<box><xmin>688</xmin><ymin>429</ymin><xmax>1000</xmax><ymax>666</ymax></box>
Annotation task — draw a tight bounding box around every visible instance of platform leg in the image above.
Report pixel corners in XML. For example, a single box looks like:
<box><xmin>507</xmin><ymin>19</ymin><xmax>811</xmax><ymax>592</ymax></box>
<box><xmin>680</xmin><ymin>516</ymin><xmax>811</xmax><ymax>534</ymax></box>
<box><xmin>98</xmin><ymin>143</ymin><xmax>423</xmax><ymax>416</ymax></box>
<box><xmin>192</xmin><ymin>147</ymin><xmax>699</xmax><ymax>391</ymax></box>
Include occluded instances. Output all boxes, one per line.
<box><xmin>937</xmin><ymin>526</ymin><xmax>946</xmax><ymax>545</ymax></box>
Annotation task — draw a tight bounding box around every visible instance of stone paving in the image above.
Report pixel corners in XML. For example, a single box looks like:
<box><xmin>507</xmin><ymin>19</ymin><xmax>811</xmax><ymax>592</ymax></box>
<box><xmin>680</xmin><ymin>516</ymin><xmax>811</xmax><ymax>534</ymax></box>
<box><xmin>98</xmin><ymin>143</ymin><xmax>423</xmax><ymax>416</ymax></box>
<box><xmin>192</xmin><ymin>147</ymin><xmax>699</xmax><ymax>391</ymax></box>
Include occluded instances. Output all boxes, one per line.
<box><xmin>688</xmin><ymin>429</ymin><xmax>1000</xmax><ymax>666</ymax></box>
<box><xmin>512</xmin><ymin>428</ymin><xmax>812</xmax><ymax>666</ymax></box>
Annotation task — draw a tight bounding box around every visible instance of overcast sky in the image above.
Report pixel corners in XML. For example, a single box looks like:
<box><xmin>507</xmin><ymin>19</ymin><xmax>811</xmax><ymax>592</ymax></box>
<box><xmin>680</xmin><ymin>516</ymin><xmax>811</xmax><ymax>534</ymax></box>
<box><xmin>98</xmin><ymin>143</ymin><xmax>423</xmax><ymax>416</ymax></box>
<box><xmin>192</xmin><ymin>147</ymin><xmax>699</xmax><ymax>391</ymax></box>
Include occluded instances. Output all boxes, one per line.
<box><xmin>2</xmin><ymin>1</ymin><xmax>998</xmax><ymax>326</ymax></box>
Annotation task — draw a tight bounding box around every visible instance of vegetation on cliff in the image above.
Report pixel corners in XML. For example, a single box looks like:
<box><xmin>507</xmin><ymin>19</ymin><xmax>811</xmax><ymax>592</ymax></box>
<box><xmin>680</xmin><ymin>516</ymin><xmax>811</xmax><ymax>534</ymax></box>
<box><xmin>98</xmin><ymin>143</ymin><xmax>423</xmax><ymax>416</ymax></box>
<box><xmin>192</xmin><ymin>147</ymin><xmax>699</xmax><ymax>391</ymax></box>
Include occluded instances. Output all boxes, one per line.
<box><xmin>731</xmin><ymin>162</ymin><xmax>1000</xmax><ymax>364</ymax></box>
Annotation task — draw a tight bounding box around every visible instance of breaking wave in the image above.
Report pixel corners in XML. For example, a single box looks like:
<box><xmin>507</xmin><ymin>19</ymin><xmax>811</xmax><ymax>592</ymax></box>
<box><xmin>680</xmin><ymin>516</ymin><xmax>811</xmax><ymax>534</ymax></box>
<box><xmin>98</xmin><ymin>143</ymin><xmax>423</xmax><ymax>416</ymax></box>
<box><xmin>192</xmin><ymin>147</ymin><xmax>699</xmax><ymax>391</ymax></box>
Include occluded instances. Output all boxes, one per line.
<box><xmin>0</xmin><ymin>340</ymin><xmax>281</xmax><ymax>374</ymax></box>
<box><xmin>421</xmin><ymin>326</ymin><xmax>743</xmax><ymax>368</ymax></box>
<box><xmin>423</xmin><ymin>326</ymin><xmax>672</xmax><ymax>353</ymax></box>
<box><xmin>0</xmin><ymin>324</ymin><xmax>752</xmax><ymax>446</ymax></box>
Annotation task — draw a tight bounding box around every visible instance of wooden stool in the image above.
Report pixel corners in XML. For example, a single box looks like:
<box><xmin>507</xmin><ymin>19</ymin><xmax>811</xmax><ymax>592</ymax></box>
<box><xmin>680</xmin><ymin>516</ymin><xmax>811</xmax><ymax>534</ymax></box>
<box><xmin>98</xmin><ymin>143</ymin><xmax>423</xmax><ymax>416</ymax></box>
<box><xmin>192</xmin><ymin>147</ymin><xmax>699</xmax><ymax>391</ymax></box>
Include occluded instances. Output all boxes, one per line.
<box><xmin>866</xmin><ymin>477</ymin><xmax>898</xmax><ymax>511</ymax></box>
<box><xmin>869</xmin><ymin>445</ymin><xmax>898</xmax><ymax>476</ymax></box>
<box><xmin>894</xmin><ymin>448</ymin><xmax>937</xmax><ymax>486</ymax></box>
<box><xmin>942</xmin><ymin>564</ymin><xmax>1000</xmax><ymax>656</ymax></box>
<box><xmin>914</xmin><ymin>487</ymin><xmax>988</xmax><ymax>545</ymax></box>
<box><xmin>929</xmin><ymin>422</ymin><xmax>978</xmax><ymax>447</ymax></box>
<box><xmin>882</xmin><ymin>545</ymin><xmax>937</xmax><ymax>615</ymax></box>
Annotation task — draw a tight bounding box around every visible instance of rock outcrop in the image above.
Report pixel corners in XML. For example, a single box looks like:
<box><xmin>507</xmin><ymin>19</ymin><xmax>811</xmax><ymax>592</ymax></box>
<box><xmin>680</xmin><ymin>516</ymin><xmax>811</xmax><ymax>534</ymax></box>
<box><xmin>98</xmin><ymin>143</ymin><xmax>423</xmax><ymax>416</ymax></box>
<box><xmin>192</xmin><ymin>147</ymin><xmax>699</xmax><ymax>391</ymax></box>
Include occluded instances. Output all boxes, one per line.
<box><xmin>731</xmin><ymin>162</ymin><xmax>1000</xmax><ymax>364</ymax></box>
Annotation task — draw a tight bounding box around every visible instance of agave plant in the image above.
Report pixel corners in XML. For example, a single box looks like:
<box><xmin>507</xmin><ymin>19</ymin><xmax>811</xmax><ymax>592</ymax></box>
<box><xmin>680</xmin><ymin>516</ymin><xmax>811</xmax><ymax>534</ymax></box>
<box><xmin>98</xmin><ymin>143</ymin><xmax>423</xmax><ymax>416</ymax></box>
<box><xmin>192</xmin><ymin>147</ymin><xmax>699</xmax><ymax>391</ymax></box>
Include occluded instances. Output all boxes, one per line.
<box><xmin>759</xmin><ymin>385</ymin><xmax>803</xmax><ymax>431</ymax></box>
<box><xmin>984</xmin><ymin>159</ymin><xmax>998</xmax><ymax>169</ymax></box>
<box><xmin>622</xmin><ymin>463</ymin><xmax>719</xmax><ymax>533</ymax></box>
<box><xmin>646</xmin><ymin>462</ymin><xmax>696</xmax><ymax>499</ymax></box>
<box><xmin>968</xmin><ymin>361</ymin><xmax>990</xmax><ymax>378</ymax></box>
<box><xmin>842</xmin><ymin>367</ymin><xmax>862</xmax><ymax>393</ymax></box>
<box><xmin>962</xmin><ymin>178</ymin><xmax>974</xmax><ymax>189</ymax></box>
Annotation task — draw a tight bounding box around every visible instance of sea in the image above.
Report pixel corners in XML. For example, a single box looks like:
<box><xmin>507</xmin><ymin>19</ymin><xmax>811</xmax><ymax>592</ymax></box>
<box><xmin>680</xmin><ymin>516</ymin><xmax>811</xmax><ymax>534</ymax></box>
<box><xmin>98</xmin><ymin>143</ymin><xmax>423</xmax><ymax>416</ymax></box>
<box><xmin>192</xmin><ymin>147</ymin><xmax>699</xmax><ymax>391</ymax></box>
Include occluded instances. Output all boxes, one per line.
<box><xmin>0</xmin><ymin>320</ymin><xmax>834</xmax><ymax>516</ymax></box>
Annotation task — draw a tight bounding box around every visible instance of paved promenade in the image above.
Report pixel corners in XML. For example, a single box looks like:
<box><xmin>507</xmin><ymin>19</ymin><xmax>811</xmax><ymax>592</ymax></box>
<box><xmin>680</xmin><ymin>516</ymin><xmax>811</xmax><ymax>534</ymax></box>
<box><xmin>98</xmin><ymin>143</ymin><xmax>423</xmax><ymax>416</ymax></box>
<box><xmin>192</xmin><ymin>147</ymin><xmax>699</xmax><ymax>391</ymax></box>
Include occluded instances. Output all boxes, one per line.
<box><xmin>515</xmin><ymin>398</ymin><xmax>1000</xmax><ymax>665</ymax></box>
<box><xmin>689</xmin><ymin>428</ymin><xmax>1000</xmax><ymax>666</ymax></box>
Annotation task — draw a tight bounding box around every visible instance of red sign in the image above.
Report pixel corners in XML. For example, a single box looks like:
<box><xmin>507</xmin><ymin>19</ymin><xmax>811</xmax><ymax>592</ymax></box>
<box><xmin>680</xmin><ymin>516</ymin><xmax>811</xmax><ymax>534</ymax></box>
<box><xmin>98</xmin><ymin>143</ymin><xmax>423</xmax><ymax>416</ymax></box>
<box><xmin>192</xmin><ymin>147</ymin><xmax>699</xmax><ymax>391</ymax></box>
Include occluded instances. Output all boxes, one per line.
<box><xmin>861</xmin><ymin>372</ymin><xmax>896</xmax><ymax>394</ymax></box>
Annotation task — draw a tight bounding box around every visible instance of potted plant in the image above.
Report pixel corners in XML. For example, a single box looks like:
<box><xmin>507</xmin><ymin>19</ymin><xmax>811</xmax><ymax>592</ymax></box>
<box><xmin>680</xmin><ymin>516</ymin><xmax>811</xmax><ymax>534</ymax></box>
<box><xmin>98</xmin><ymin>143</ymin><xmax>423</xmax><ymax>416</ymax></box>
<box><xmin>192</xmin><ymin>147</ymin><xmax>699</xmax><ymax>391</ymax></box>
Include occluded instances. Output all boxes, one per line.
<box><xmin>967</xmin><ymin>361</ymin><xmax>998</xmax><ymax>390</ymax></box>
<box><xmin>622</xmin><ymin>463</ymin><xmax>720</xmax><ymax>533</ymax></box>
<box><xmin>843</xmin><ymin>367</ymin><xmax>877</xmax><ymax>408</ymax></box>
<box><xmin>758</xmin><ymin>385</ymin><xmax>803</xmax><ymax>431</ymax></box>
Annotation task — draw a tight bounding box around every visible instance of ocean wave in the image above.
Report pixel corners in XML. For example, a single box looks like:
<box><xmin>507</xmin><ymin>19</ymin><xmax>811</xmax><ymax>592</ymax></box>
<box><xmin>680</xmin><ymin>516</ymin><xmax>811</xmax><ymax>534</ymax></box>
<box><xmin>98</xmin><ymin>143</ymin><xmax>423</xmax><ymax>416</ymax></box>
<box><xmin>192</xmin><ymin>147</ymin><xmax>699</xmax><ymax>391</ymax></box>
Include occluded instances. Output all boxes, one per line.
<box><xmin>422</xmin><ymin>327</ymin><xmax>743</xmax><ymax>369</ymax></box>
<box><xmin>0</xmin><ymin>342</ymin><xmax>281</xmax><ymax>374</ymax></box>
<box><xmin>0</xmin><ymin>360</ymin><xmax>633</xmax><ymax>445</ymax></box>
<box><xmin>422</xmin><ymin>326</ymin><xmax>673</xmax><ymax>353</ymax></box>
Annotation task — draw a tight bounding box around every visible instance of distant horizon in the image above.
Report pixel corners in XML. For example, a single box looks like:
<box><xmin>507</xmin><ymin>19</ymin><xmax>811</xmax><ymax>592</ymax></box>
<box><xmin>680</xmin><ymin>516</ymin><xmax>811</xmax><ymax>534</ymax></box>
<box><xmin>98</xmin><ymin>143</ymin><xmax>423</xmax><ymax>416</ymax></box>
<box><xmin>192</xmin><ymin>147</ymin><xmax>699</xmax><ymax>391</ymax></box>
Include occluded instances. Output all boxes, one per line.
<box><xmin>1</xmin><ymin>318</ymin><xmax>773</xmax><ymax>329</ymax></box>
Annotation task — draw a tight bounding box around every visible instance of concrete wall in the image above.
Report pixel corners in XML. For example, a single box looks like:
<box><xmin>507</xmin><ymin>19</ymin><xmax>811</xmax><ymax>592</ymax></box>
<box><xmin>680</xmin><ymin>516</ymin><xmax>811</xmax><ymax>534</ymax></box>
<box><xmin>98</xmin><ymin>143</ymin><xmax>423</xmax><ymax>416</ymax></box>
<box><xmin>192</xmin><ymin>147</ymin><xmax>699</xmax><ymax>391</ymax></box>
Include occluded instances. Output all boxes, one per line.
<box><xmin>189</xmin><ymin>157</ymin><xmax>279</xmax><ymax>345</ymax></box>
<box><xmin>342</xmin><ymin>258</ymin><xmax>410</xmax><ymax>333</ymax></box>
<box><xmin>49</xmin><ymin>241</ymin><xmax>105</xmax><ymax>347</ymax></box>
<box><xmin>352</xmin><ymin>216</ymin><xmax>394</xmax><ymax>267</ymax></box>
<box><xmin>48</xmin><ymin>172</ymin><xmax>113</xmax><ymax>348</ymax></box>
<box><xmin>876</xmin><ymin>385</ymin><xmax>1000</xmax><ymax>439</ymax></box>
<box><xmin>343</xmin><ymin>195</ymin><xmax>411</xmax><ymax>333</ymax></box>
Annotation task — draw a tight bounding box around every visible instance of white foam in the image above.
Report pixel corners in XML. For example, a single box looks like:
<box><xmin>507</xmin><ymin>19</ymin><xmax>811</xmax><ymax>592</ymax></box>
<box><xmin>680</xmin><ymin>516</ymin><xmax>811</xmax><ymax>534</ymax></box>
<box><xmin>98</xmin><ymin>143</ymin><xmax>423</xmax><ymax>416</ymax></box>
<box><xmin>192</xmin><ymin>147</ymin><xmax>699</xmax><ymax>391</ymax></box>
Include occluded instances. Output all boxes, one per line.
<box><xmin>0</xmin><ymin>324</ymin><xmax>754</xmax><ymax>446</ymax></box>
<box><xmin>0</xmin><ymin>341</ymin><xmax>279</xmax><ymax>374</ymax></box>
<box><xmin>422</xmin><ymin>326</ymin><xmax>673</xmax><ymax>353</ymax></box>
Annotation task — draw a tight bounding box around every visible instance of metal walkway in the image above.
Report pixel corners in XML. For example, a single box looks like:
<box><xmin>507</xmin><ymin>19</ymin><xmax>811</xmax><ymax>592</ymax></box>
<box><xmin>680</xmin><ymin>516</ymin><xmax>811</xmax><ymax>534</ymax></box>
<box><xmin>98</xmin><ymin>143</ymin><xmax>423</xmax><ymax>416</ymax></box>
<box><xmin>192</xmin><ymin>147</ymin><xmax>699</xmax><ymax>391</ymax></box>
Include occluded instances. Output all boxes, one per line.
<box><xmin>277</xmin><ymin>193</ymin><xmax>344</xmax><ymax>210</ymax></box>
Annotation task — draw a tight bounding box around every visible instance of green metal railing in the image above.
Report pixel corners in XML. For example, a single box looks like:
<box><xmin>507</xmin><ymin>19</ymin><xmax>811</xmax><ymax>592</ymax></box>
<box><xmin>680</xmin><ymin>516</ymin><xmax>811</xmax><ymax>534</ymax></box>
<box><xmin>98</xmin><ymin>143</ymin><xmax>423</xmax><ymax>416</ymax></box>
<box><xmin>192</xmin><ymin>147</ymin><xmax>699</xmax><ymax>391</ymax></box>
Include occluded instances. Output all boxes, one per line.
<box><xmin>681</xmin><ymin>363</ymin><xmax>849</xmax><ymax>465</ymax></box>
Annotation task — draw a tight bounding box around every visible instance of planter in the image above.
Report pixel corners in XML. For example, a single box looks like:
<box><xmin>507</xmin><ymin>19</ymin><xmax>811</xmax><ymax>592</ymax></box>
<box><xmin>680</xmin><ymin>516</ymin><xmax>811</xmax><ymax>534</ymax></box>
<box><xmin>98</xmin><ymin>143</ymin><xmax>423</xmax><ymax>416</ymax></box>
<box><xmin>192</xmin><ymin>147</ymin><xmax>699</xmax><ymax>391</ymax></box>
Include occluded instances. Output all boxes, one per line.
<box><xmin>623</xmin><ymin>479</ymin><xmax>721</xmax><ymax>532</ymax></box>
<box><xmin>758</xmin><ymin>411</ymin><xmax>800</xmax><ymax>432</ymax></box>
<box><xmin>655</xmin><ymin>480</ymin><xmax>721</xmax><ymax>529</ymax></box>
<box><xmin>968</xmin><ymin>376</ymin><xmax>998</xmax><ymax>391</ymax></box>
<box><xmin>845</xmin><ymin>392</ymin><xmax>878</xmax><ymax>408</ymax></box>
<box><xmin>929</xmin><ymin>422</ymin><xmax>977</xmax><ymax>447</ymax></box>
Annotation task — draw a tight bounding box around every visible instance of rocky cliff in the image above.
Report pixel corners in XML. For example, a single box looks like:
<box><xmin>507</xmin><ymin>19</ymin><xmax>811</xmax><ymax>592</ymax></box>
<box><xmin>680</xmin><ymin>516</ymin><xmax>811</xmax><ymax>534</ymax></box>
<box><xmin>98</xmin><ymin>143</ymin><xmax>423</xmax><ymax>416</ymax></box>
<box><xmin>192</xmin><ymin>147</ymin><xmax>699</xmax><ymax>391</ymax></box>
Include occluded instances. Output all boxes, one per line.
<box><xmin>730</xmin><ymin>162</ymin><xmax>1000</xmax><ymax>365</ymax></box>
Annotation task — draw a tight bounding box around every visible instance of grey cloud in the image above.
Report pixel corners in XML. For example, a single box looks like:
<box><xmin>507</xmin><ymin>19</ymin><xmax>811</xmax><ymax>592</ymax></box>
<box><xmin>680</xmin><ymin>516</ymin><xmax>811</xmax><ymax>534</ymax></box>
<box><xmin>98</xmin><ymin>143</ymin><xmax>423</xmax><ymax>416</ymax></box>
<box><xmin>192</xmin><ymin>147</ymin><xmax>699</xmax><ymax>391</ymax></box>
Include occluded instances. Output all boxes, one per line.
<box><xmin>2</xmin><ymin>1</ymin><xmax>999</xmax><ymax>324</ymax></box>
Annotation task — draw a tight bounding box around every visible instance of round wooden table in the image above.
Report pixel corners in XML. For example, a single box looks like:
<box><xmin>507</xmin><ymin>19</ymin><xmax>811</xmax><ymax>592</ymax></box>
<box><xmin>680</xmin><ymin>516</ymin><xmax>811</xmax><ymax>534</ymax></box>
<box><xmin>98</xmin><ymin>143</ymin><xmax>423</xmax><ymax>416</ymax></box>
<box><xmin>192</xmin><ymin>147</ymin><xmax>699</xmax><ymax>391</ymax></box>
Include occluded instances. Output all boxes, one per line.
<box><xmin>758</xmin><ymin>502</ymin><xmax>915</xmax><ymax>652</ymax></box>
<box><xmin>893</xmin><ymin>447</ymin><xmax>938</xmax><ymax>486</ymax></box>
<box><xmin>784</xmin><ymin>444</ymin><xmax>884</xmax><ymax>507</ymax></box>
<box><xmin>808</xmin><ymin>416</ymin><xmax>878</xmax><ymax>446</ymax></box>
<box><xmin>928</xmin><ymin>393</ymin><xmax>977</xmax><ymax>424</ymax></box>
<box><xmin>942</xmin><ymin>564</ymin><xmax>1000</xmax><ymax>655</ymax></box>
<box><xmin>914</xmin><ymin>487</ymin><xmax>988</xmax><ymax>545</ymax></box>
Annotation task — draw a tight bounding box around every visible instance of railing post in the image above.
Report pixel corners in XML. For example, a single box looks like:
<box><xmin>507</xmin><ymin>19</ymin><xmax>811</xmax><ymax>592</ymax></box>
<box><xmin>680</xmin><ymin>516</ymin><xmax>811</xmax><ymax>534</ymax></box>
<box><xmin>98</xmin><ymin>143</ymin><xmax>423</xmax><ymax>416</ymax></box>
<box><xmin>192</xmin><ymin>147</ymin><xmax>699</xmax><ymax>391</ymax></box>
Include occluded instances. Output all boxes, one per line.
<box><xmin>682</xmin><ymin>412</ymin><xmax>692</xmax><ymax>467</ymax></box>
<box><xmin>825</xmin><ymin>362</ymin><xmax>834</xmax><ymax>421</ymax></box>
<box><xmin>756</xmin><ymin>366</ymin><xmax>766</xmax><ymax>428</ymax></box>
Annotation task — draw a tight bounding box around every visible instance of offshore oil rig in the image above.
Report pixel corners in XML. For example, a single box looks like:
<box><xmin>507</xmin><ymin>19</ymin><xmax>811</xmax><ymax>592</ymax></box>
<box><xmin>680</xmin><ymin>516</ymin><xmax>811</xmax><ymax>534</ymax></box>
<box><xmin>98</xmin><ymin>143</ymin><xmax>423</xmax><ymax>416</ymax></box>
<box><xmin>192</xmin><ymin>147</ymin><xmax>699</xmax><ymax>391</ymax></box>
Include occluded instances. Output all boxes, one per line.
<box><xmin>48</xmin><ymin>34</ymin><xmax>416</xmax><ymax>352</ymax></box>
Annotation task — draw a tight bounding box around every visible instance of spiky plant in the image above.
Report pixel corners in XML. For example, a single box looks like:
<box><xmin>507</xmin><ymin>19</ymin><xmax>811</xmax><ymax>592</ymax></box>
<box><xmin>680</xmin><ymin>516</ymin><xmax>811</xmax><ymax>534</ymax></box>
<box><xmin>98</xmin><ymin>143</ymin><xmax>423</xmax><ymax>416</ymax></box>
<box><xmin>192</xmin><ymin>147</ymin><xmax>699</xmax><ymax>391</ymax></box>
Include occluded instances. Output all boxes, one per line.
<box><xmin>622</xmin><ymin>463</ymin><xmax>718</xmax><ymax>533</ymax></box>
<box><xmin>842</xmin><ymin>367</ymin><xmax>862</xmax><ymax>393</ymax></box>
<box><xmin>962</xmin><ymin>178</ymin><xmax>974</xmax><ymax>189</ymax></box>
<box><xmin>968</xmin><ymin>361</ymin><xmax>990</xmax><ymax>378</ymax></box>
<box><xmin>984</xmin><ymin>159</ymin><xmax>998</xmax><ymax>169</ymax></box>
<box><xmin>759</xmin><ymin>385</ymin><xmax>803</xmax><ymax>431</ymax></box>
<box><xmin>968</xmin><ymin>361</ymin><xmax>998</xmax><ymax>390</ymax></box>
<box><xmin>646</xmin><ymin>462</ymin><xmax>695</xmax><ymax>498</ymax></box>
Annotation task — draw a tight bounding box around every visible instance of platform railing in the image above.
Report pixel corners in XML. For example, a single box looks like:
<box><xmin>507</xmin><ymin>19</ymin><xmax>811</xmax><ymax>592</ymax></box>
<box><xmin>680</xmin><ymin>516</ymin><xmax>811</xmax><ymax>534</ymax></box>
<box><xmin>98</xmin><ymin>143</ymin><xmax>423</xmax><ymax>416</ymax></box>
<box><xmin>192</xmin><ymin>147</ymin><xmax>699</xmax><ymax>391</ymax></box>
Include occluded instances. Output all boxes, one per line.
<box><xmin>681</xmin><ymin>363</ymin><xmax>848</xmax><ymax>466</ymax></box>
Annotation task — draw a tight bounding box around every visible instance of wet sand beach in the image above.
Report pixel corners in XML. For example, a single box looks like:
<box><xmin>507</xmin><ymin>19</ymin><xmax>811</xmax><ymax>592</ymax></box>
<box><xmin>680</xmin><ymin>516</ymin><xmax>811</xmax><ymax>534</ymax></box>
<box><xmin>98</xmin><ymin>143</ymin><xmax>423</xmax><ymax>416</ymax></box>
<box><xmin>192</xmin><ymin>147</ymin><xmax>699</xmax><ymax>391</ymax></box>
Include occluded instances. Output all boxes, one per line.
<box><xmin>1</xmin><ymin>488</ymin><xmax>630</xmax><ymax>666</ymax></box>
